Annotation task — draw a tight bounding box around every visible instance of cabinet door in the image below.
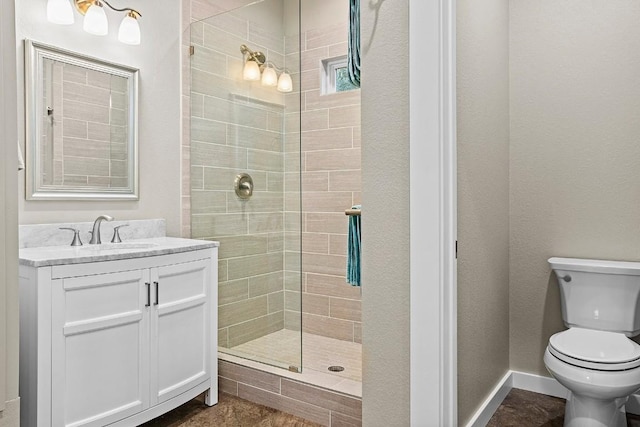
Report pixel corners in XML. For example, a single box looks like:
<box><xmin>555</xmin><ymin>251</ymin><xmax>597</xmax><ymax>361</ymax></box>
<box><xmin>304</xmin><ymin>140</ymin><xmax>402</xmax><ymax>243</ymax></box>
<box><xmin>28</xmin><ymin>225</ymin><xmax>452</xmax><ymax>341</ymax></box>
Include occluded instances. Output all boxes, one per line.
<box><xmin>51</xmin><ymin>269</ymin><xmax>150</xmax><ymax>427</ymax></box>
<box><xmin>150</xmin><ymin>259</ymin><xmax>211</xmax><ymax>405</ymax></box>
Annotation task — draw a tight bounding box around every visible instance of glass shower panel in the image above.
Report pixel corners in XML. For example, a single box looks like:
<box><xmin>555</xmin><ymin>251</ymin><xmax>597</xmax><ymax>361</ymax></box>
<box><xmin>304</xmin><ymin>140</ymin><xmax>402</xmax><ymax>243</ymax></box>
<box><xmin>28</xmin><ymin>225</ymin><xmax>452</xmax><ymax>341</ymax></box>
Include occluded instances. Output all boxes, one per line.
<box><xmin>189</xmin><ymin>0</ymin><xmax>302</xmax><ymax>372</ymax></box>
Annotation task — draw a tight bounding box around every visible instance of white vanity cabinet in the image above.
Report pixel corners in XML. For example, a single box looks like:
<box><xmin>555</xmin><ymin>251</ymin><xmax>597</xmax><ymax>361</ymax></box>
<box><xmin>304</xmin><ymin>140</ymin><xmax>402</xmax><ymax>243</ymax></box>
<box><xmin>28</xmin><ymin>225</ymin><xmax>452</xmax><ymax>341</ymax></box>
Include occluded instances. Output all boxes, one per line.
<box><xmin>19</xmin><ymin>242</ymin><xmax>218</xmax><ymax>427</ymax></box>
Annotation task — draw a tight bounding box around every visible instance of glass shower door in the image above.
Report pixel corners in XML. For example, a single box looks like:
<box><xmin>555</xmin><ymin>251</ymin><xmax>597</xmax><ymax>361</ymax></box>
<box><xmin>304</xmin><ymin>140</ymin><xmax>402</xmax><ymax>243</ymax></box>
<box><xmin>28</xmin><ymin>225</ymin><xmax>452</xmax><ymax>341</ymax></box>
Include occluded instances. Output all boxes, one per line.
<box><xmin>189</xmin><ymin>0</ymin><xmax>302</xmax><ymax>372</ymax></box>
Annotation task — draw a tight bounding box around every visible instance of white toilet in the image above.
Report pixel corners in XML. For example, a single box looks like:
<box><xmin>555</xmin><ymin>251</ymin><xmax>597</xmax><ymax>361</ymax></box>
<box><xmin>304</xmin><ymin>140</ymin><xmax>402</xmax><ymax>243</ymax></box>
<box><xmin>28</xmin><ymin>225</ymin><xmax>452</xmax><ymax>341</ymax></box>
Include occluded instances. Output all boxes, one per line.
<box><xmin>545</xmin><ymin>257</ymin><xmax>640</xmax><ymax>427</ymax></box>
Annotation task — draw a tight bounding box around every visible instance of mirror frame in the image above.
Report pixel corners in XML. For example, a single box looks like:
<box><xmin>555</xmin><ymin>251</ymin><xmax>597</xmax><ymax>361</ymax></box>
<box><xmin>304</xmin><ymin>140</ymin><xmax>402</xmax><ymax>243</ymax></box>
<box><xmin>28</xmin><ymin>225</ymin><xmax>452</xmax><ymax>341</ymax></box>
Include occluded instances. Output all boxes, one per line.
<box><xmin>24</xmin><ymin>39</ymin><xmax>139</xmax><ymax>200</ymax></box>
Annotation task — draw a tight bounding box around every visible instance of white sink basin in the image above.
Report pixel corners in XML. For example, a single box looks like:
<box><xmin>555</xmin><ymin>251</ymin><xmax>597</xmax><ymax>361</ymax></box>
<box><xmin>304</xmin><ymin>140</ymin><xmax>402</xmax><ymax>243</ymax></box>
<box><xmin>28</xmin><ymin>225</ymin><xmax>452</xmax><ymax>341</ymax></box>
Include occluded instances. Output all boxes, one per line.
<box><xmin>79</xmin><ymin>242</ymin><xmax>159</xmax><ymax>252</ymax></box>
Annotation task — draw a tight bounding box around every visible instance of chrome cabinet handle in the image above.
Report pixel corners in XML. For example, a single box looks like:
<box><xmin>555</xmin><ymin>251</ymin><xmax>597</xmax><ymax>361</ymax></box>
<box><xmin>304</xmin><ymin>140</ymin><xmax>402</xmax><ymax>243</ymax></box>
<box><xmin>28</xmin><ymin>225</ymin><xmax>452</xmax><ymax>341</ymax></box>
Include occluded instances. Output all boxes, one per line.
<box><xmin>145</xmin><ymin>282</ymin><xmax>151</xmax><ymax>307</ymax></box>
<box><xmin>154</xmin><ymin>281</ymin><xmax>159</xmax><ymax>305</ymax></box>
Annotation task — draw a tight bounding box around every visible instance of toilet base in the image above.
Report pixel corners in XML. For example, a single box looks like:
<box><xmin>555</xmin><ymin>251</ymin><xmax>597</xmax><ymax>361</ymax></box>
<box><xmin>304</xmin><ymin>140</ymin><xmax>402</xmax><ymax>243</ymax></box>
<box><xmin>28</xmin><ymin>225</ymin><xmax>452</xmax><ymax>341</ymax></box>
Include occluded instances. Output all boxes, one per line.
<box><xmin>544</xmin><ymin>347</ymin><xmax>640</xmax><ymax>427</ymax></box>
<box><xmin>564</xmin><ymin>393</ymin><xmax>627</xmax><ymax>427</ymax></box>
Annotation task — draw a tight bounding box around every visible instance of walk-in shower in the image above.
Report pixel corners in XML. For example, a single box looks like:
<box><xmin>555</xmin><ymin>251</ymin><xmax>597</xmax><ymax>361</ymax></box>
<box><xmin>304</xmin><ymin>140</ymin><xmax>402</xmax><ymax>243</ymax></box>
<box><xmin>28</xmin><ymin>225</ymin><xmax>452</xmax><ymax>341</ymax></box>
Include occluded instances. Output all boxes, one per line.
<box><xmin>187</xmin><ymin>0</ymin><xmax>362</xmax><ymax>393</ymax></box>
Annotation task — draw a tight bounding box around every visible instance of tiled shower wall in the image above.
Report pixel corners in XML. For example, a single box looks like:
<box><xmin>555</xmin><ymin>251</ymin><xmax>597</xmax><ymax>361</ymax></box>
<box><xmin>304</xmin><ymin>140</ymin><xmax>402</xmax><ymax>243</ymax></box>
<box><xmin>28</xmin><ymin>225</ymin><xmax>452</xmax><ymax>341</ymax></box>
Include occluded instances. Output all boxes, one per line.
<box><xmin>44</xmin><ymin>62</ymin><xmax>128</xmax><ymax>187</ymax></box>
<box><xmin>181</xmin><ymin>1</ymin><xmax>274</xmax><ymax>237</ymax></box>
<box><xmin>185</xmin><ymin>3</ymin><xmax>301</xmax><ymax>349</ymax></box>
<box><xmin>182</xmin><ymin>1</ymin><xmax>361</xmax><ymax>346</ymax></box>
<box><xmin>285</xmin><ymin>20</ymin><xmax>362</xmax><ymax>343</ymax></box>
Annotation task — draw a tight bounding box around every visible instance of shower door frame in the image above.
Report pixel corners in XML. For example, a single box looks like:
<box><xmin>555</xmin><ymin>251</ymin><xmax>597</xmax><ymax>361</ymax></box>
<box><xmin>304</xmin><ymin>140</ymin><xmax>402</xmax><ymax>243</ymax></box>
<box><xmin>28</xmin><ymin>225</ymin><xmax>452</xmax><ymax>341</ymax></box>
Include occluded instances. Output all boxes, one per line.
<box><xmin>0</xmin><ymin>0</ymin><xmax>18</xmax><ymax>413</ymax></box>
<box><xmin>187</xmin><ymin>2</ymin><xmax>303</xmax><ymax>373</ymax></box>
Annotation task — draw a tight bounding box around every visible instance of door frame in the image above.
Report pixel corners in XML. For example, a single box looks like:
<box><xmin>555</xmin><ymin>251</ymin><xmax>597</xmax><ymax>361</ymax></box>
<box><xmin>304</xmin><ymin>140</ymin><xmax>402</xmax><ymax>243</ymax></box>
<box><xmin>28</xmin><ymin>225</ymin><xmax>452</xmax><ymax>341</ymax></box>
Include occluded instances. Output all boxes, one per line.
<box><xmin>409</xmin><ymin>0</ymin><xmax>457</xmax><ymax>424</ymax></box>
<box><xmin>0</xmin><ymin>0</ymin><xmax>19</xmax><ymax>414</ymax></box>
<box><xmin>0</xmin><ymin>0</ymin><xmax>8</xmax><ymax>410</ymax></box>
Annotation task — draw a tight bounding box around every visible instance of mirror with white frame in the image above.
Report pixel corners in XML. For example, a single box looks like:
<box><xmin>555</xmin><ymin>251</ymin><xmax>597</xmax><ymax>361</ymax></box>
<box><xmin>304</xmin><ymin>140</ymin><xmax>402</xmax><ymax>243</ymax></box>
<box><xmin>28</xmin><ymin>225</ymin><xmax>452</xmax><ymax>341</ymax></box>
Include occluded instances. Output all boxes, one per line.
<box><xmin>25</xmin><ymin>39</ymin><xmax>139</xmax><ymax>200</ymax></box>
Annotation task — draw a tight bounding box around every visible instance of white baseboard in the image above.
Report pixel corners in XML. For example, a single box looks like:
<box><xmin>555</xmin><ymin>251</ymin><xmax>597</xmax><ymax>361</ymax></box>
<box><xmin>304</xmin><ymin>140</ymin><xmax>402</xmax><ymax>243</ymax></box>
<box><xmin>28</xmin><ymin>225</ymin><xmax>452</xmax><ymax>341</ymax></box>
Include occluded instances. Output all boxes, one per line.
<box><xmin>465</xmin><ymin>371</ymin><xmax>640</xmax><ymax>427</ymax></box>
<box><xmin>510</xmin><ymin>371</ymin><xmax>569</xmax><ymax>399</ymax></box>
<box><xmin>465</xmin><ymin>372</ymin><xmax>513</xmax><ymax>427</ymax></box>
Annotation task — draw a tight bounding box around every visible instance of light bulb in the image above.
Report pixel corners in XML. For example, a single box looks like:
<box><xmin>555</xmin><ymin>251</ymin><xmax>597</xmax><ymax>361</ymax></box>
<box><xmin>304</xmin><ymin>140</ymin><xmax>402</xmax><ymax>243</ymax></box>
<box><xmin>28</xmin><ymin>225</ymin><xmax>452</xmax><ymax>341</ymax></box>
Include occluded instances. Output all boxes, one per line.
<box><xmin>261</xmin><ymin>66</ymin><xmax>278</xmax><ymax>87</ymax></box>
<box><xmin>243</xmin><ymin>60</ymin><xmax>261</xmax><ymax>81</ymax></box>
<box><xmin>47</xmin><ymin>0</ymin><xmax>74</xmax><ymax>25</ymax></box>
<box><xmin>118</xmin><ymin>12</ymin><xmax>141</xmax><ymax>45</ymax></box>
<box><xmin>277</xmin><ymin>72</ymin><xmax>293</xmax><ymax>93</ymax></box>
<box><xmin>83</xmin><ymin>2</ymin><xmax>108</xmax><ymax>36</ymax></box>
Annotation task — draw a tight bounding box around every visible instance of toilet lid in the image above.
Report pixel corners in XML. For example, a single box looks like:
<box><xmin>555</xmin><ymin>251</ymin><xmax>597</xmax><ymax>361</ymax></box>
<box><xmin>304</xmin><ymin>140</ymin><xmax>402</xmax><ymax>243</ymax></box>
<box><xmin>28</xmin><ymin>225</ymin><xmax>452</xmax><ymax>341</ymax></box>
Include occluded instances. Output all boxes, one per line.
<box><xmin>549</xmin><ymin>328</ymin><xmax>640</xmax><ymax>369</ymax></box>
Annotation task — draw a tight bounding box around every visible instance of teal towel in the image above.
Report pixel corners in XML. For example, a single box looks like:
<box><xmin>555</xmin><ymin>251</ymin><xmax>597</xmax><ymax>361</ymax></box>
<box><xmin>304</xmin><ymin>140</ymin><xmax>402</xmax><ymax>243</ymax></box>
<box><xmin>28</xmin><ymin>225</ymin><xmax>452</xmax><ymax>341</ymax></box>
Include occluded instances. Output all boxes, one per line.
<box><xmin>348</xmin><ymin>0</ymin><xmax>360</xmax><ymax>87</ymax></box>
<box><xmin>347</xmin><ymin>205</ymin><xmax>361</xmax><ymax>286</ymax></box>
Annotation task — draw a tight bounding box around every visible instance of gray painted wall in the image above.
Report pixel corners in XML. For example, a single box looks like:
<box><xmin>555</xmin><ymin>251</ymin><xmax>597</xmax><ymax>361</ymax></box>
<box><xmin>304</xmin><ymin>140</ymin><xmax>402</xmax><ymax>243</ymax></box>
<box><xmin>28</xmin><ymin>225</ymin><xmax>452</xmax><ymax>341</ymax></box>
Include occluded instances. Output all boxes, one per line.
<box><xmin>457</xmin><ymin>0</ymin><xmax>511</xmax><ymax>423</ymax></box>
<box><xmin>509</xmin><ymin>0</ymin><xmax>640</xmax><ymax>376</ymax></box>
<box><xmin>361</xmin><ymin>0</ymin><xmax>411</xmax><ymax>425</ymax></box>
<box><xmin>456</xmin><ymin>2</ymin><xmax>640</xmax><ymax>422</ymax></box>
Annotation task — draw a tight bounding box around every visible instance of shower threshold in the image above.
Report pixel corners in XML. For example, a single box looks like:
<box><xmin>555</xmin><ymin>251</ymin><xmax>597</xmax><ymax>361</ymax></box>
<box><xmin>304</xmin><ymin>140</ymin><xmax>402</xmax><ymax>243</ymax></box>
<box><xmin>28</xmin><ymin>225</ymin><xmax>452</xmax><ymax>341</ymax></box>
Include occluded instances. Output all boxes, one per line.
<box><xmin>219</xmin><ymin>330</ymin><xmax>362</xmax><ymax>398</ymax></box>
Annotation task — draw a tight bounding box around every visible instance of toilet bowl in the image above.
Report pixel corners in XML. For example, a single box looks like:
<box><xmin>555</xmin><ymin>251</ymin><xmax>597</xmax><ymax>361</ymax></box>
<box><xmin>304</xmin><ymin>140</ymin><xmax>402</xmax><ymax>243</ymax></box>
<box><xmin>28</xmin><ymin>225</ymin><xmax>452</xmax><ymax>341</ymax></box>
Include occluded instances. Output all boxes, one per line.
<box><xmin>545</xmin><ymin>257</ymin><xmax>640</xmax><ymax>427</ymax></box>
<box><xmin>544</xmin><ymin>328</ymin><xmax>640</xmax><ymax>426</ymax></box>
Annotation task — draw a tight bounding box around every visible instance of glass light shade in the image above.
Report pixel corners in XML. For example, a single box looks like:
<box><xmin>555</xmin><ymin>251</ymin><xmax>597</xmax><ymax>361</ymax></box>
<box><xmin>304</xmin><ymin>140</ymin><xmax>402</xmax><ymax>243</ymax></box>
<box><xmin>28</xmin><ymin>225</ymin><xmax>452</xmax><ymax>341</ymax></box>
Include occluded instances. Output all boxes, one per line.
<box><xmin>83</xmin><ymin>3</ymin><xmax>108</xmax><ymax>36</ymax></box>
<box><xmin>277</xmin><ymin>72</ymin><xmax>293</xmax><ymax>93</ymax></box>
<box><xmin>47</xmin><ymin>0</ymin><xmax>74</xmax><ymax>25</ymax></box>
<box><xmin>118</xmin><ymin>13</ymin><xmax>141</xmax><ymax>45</ymax></box>
<box><xmin>243</xmin><ymin>60</ymin><xmax>261</xmax><ymax>81</ymax></box>
<box><xmin>261</xmin><ymin>66</ymin><xmax>278</xmax><ymax>87</ymax></box>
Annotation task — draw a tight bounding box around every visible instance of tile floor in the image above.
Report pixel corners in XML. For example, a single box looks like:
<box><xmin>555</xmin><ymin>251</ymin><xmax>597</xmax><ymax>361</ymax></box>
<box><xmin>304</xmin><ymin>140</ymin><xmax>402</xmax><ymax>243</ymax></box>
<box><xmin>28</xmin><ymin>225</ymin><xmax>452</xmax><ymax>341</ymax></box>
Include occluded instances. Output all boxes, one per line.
<box><xmin>228</xmin><ymin>330</ymin><xmax>362</xmax><ymax>383</ymax></box>
<box><xmin>140</xmin><ymin>392</ymin><xmax>322</xmax><ymax>426</ymax></box>
<box><xmin>488</xmin><ymin>388</ymin><xmax>640</xmax><ymax>426</ymax></box>
<box><xmin>143</xmin><ymin>387</ymin><xmax>640</xmax><ymax>427</ymax></box>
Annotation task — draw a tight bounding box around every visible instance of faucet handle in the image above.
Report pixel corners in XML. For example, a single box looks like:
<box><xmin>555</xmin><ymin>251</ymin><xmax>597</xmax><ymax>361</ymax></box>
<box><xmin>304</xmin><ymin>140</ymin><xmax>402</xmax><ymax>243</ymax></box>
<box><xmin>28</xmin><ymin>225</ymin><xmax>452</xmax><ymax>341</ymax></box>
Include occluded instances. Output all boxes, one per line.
<box><xmin>59</xmin><ymin>227</ymin><xmax>83</xmax><ymax>247</ymax></box>
<box><xmin>111</xmin><ymin>225</ymin><xmax>129</xmax><ymax>243</ymax></box>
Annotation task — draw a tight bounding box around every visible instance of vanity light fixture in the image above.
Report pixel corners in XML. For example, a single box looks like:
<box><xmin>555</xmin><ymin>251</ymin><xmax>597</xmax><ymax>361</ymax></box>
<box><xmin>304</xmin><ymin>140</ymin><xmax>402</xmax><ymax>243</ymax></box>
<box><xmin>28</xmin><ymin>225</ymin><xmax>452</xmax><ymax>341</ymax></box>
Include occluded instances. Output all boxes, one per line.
<box><xmin>243</xmin><ymin>58</ymin><xmax>261</xmax><ymax>81</ymax></box>
<box><xmin>117</xmin><ymin>10</ymin><xmax>142</xmax><ymax>45</ymax></box>
<box><xmin>261</xmin><ymin>65</ymin><xmax>278</xmax><ymax>86</ymax></box>
<box><xmin>46</xmin><ymin>0</ymin><xmax>142</xmax><ymax>45</ymax></box>
<box><xmin>240</xmin><ymin>44</ymin><xmax>293</xmax><ymax>93</ymax></box>
<box><xmin>47</xmin><ymin>0</ymin><xmax>75</xmax><ymax>25</ymax></box>
<box><xmin>277</xmin><ymin>71</ymin><xmax>293</xmax><ymax>93</ymax></box>
<box><xmin>82</xmin><ymin>1</ymin><xmax>108</xmax><ymax>36</ymax></box>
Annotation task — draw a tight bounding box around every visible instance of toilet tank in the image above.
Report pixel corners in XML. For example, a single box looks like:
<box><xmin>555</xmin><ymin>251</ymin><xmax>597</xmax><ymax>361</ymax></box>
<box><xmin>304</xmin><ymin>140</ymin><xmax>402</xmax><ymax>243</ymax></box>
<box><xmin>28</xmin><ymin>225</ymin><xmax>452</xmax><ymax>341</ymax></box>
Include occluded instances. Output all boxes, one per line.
<box><xmin>549</xmin><ymin>257</ymin><xmax>640</xmax><ymax>337</ymax></box>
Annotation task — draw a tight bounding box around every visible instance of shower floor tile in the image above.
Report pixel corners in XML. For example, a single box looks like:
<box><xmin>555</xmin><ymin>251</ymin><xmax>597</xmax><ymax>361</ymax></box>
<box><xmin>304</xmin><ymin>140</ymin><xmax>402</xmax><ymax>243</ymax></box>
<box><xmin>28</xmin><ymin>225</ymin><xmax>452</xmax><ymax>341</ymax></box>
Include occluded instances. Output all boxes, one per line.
<box><xmin>229</xmin><ymin>330</ymin><xmax>362</xmax><ymax>383</ymax></box>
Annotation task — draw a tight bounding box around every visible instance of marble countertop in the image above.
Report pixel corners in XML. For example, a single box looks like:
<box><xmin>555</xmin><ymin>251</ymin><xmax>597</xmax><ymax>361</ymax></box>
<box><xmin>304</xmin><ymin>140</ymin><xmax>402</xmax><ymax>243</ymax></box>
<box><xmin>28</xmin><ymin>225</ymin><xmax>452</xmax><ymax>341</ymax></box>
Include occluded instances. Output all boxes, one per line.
<box><xmin>19</xmin><ymin>237</ymin><xmax>219</xmax><ymax>267</ymax></box>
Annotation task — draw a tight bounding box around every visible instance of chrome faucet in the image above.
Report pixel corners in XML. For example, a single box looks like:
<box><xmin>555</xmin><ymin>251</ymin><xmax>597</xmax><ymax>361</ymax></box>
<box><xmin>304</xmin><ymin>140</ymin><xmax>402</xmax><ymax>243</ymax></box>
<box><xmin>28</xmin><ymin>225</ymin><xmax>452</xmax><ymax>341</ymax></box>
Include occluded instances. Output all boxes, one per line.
<box><xmin>89</xmin><ymin>215</ymin><xmax>114</xmax><ymax>244</ymax></box>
